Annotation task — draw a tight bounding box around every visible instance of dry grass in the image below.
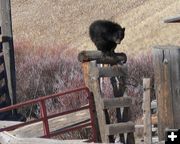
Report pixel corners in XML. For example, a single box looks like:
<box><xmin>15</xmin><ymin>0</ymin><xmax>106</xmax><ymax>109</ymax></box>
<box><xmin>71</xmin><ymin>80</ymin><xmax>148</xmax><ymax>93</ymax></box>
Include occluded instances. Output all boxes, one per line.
<box><xmin>14</xmin><ymin>40</ymin><xmax>86</xmax><ymax>117</ymax></box>
<box><xmin>127</xmin><ymin>53</ymin><xmax>154</xmax><ymax>120</ymax></box>
<box><xmin>11</xmin><ymin>0</ymin><xmax>180</xmax><ymax>56</ymax></box>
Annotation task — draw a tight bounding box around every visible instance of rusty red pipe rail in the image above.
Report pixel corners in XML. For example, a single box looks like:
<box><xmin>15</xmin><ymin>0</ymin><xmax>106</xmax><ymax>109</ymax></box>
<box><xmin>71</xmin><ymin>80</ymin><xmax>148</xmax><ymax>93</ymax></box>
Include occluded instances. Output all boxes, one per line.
<box><xmin>39</xmin><ymin>100</ymin><xmax>50</xmax><ymax>138</ymax></box>
<box><xmin>0</xmin><ymin>87</ymin><xmax>97</xmax><ymax>142</ymax></box>
<box><xmin>0</xmin><ymin>105</ymin><xmax>89</xmax><ymax>132</ymax></box>
<box><xmin>88</xmin><ymin>92</ymin><xmax>98</xmax><ymax>142</ymax></box>
<box><xmin>0</xmin><ymin>87</ymin><xmax>89</xmax><ymax>112</ymax></box>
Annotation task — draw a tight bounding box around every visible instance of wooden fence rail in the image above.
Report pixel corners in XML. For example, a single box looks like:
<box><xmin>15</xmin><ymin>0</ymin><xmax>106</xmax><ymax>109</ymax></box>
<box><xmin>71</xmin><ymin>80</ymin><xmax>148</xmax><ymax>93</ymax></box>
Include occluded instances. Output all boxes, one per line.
<box><xmin>143</xmin><ymin>78</ymin><xmax>152</xmax><ymax>144</ymax></box>
<box><xmin>78</xmin><ymin>51</ymin><xmax>135</xmax><ymax>144</ymax></box>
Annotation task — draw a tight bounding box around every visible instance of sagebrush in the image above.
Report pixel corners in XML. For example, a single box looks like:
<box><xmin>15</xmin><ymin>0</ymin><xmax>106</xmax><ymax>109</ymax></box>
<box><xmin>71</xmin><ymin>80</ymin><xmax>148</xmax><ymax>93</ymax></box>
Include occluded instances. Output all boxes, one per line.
<box><xmin>15</xmin><ymin>40</ymin><xmax>154</xmax><ymax>139</ymax></box>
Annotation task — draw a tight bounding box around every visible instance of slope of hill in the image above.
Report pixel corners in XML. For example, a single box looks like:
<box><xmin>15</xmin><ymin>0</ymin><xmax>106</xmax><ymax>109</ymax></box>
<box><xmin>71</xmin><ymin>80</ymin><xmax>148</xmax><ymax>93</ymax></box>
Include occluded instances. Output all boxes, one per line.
<box><xmin>11</xmin><ymin>0</ymin><xmax>180</xmax><ymax>56</ymax></box>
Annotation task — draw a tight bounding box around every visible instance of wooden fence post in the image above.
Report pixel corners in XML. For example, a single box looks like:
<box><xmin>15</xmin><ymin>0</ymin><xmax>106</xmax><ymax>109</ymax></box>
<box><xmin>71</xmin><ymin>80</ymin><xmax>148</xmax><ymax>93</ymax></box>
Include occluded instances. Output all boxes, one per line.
<box><xmin>0</xmin><ymin>0</ymin><xmax>16</xmax><ymax>105</ymax></box>
<box><xmin>153</xmin><ymin>45</ymin><xmax>180</xmax><ymax>141</ymax></box>
<box><xmin>81</xmin><ymin>61</ymin><xmax>101</xmax><ymax>142</ymax></box>
<box><xmin>143</xmin><ymin>78</ymin><xmax>152</xmax><ymax>144</ymax></box>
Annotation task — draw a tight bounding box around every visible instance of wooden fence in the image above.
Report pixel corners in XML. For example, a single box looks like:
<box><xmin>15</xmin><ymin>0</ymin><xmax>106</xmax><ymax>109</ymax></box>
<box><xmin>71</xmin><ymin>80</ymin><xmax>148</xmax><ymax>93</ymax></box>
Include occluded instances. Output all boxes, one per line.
<box><xmin>153</xmin><ymin>45</ymin><xmax>180</xmax><ymax>141</ymax></box>
<box><xmin>142</xmin><ymin>78</ymin><xmax>166</xmax><ymax>144</ymax></box>
<box><xmin>78</xmin><ymin>51</ymin><xmax>135</xmax><ymax>143</ymax></box>
<box><xmin>0</xmin><ymin>0</ymin><xmax>16</xmax><ymax>108</ymax></box>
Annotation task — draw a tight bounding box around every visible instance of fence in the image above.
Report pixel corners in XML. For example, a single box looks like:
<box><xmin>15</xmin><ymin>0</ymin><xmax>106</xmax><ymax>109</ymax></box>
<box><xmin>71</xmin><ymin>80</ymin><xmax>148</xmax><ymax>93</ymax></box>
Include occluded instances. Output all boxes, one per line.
<box><xmin>0</xmin><ymin>0</ymin><xmax>16</xmax><ymax>107</ymax></box>
<box><xmin>78</xmin><ymin>51</ymin><xmax>135</xmax><ymax>143</ymax></box>
<box><xmin>153</xmin><ymin>45</ymin><xmax>180</xmax><ymax>141</ymax></box>
<box><xmin>0</xmin><ymin>87</ymin><xmax>96</xmax><ymax>142</ymax></box>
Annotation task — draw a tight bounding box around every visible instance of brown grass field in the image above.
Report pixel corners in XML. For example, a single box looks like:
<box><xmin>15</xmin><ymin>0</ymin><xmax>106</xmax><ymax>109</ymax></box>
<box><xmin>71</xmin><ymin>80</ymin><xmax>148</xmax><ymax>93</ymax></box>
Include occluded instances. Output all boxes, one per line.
<box><xmin>11</xmin><ymin>0</ymin><xmax>179</xmax><ymax>123</ymax></box>
<box><xmin>11</xmin><ymin>0</ymin><xmax>180</xmax><ymax>56</ymax></box>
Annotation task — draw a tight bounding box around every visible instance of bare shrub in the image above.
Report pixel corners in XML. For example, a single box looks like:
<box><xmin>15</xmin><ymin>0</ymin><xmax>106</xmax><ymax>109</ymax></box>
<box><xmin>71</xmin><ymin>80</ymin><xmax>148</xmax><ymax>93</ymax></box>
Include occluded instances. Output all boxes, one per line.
<box><xmin>127</xmin><ymin>53</ymin><xmax>154</xmax><ymax>120</ymax></box>
<box><xmin>15</xmin><ymin>40</ymin><xmax>154</xmax><ymax>139</ymax></box>
<box><xmin>14</xmin><ymin>40</ymin><xmax>86</xmax><ymax>117</ymax></box>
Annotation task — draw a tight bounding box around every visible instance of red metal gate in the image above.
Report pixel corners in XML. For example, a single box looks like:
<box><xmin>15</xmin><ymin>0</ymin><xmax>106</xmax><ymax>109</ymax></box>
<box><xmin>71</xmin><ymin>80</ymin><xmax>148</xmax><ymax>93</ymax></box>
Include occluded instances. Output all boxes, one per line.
<box><xmin>0</xmin><ymin>87</ymin><xmax>97</xmax><ymax>142</ymax></box>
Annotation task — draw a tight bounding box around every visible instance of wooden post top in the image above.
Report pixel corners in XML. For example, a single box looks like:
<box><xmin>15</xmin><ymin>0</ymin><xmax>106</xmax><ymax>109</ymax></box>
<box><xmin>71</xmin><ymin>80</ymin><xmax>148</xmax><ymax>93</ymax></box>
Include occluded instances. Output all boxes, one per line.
<box><xmin>164</xmin><ymin>15</ymin><xmax>180</xmax><ymax>23</ymax></box>
<box><xmin>78</xmin><ymin>50</ymin><xmax>127</xmax><ymax>65</ymax></box>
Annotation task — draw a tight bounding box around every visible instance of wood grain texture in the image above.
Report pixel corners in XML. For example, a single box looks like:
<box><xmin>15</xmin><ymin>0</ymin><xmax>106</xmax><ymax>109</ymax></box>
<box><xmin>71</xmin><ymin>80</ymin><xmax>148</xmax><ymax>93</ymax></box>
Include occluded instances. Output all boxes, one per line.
<box><xmin>98</xmin><ymin>65</ymin><xmax>127</xmax><ymax>77</ymax></box>
<box><xmin>89</xmin><ymin>61</ymin><xmax>107</xmax><ymax>142</ymax></box>
<box><xmin>9</xmin><ymin>109</ymin><xmax>90</xmax><ymax>138</ymax></box>
<box><xmin>0</xmin><ymin>0</ymin><xmax>16</xmax><ymax>105</ymax></box>
<box><xmin>81</xmin><ymin>61</ymin><xmax>101</xmax><ymax>142</ymax></box>
<box><xmin>0</xmin><ymin>131</ymin><xmax>87</xmax><ymax>144</ymax></box>
<box><xmin>105</xmin><ymin>121</ymin><xmax>135</xmax><ymax>135</ymax></box>
<box><xmin>143</xmin><ymin>78</ymin><xmax>152</xmax><ymax>144</ymax></box>
<box><xmin>153</xmin><ymin>45</ymin><xmax>180</xmax><ymax>141</ymax></box>
<box><xmin>102</xmin><ymin>97</ymin><xmax>132</xmax><ymax>109</ymax></box>
<box><xmin>164</xmin><ymin>15</ymin><xmax>180</xmax><ymax>23</ymax></box>
<box><xmin>78</xmin><ymin>51</ymin><xmax>126</xmax><ymax>64</ymax></box>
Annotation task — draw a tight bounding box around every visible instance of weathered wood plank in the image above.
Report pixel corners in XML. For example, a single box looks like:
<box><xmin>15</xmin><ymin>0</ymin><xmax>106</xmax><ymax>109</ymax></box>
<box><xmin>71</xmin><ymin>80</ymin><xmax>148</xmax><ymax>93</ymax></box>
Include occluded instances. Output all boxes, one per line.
<box><xmin>98</xmin><ymin>65</ymin><xmax>127</xmax><ymax>77</ymax></box>
<box><xmin>164</xmin><ymin>15</ymin><xmax>180</xmax><ymax>23</ymax></box>
<box><xmin>90</xmin><ymin>65</ymin><xmax>127</xmax><ymax>78</ymax></box>
<box><xmin>143</xmin><ymin>78</ymin><xmax>152</xmax><ymax>144</ymax></box>
<box><xmin>169</xmin><ymin>48</ymin><xmax>180</xmax><ymax>128</ymax></box>
<box><xmin>78</xmin><ymin>51</ymin><xmax>126</xmax><ymax>64</ymax></box>
<box><xmin>102</xmin><ymin>97</ymin><xmax>132</xmax><ymax>109</ymax></box>
<box><xmin>153</xmin><ymin>45</ymin><xmax>180</xmax><ymax>141</ymax></box>
<box><xmin>0</xmin><ymin>131</ymin><xmax>87</xmax><ymax>144</ymax></box>
<box><xmin>82</xmin><ymin>62</ymin><xmax>90</xmax><ymax>87</ymax></box>
<box><xmin>81</xmin><ymin>62</ymin><xmax>101</xmax><ymax>142</ymax></box>
<box><xmin>89</xmin><ymin>61</ymin><xmax>108</xmax><ymax>142</ymax></box>
<box><xmin>0</xmin><ymin>121</ymin><xmax>22</xmax><ymax>129</ymax></box>
<box><xmin>10</xmin><ymin>109</ymin><xmax>90</xmax><ymax>138</ymax></box>
<box><xmin>105</xmin><ymin>121</ymin><xmax>135</xmax><ymax>135</ymax></box>
<box><xmin>0</xmin><ymin>0</ymin><xmax>16</xmax><ymax>105</ymax></box>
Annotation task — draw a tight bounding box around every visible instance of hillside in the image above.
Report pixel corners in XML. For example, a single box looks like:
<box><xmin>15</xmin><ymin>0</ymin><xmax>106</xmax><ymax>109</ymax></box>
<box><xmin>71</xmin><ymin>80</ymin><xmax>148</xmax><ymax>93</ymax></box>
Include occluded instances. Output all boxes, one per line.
<box><xmin>11</xmin><ymin>0</ymin><xmax>180</xmax><ymax>56</ymax></box>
